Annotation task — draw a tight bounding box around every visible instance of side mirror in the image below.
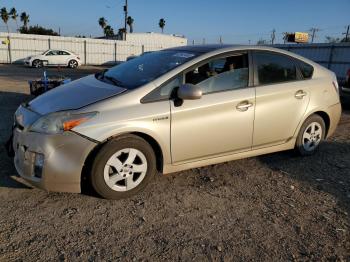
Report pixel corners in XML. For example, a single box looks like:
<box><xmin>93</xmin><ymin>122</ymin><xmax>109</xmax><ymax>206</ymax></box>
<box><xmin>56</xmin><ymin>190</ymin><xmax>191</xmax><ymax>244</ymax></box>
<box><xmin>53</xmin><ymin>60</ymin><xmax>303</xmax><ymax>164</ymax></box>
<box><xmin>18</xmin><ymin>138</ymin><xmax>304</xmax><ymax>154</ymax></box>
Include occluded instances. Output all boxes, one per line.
<box><xmin>177</xmin><ymin>84</ymin><xmax>202</xmax><ymax>100</ymax></box>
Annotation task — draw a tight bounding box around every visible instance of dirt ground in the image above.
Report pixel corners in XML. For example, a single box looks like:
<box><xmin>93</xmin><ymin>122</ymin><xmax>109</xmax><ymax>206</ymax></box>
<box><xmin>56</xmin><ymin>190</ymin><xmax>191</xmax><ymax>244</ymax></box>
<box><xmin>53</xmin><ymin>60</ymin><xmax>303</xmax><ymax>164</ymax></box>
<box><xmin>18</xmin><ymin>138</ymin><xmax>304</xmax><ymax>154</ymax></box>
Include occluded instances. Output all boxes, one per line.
<box><xmin>0</xmin><ymin>64</ymin><xmax>349</xmax><ymax>261</ymax></box>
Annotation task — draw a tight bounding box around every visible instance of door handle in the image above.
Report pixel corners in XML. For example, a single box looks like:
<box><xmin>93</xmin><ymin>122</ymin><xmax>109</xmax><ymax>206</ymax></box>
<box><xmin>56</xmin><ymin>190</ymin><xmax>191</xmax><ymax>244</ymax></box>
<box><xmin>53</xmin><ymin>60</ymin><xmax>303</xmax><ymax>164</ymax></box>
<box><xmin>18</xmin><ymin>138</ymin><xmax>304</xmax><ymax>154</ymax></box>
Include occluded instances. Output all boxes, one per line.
<box><xmin>236</xmin><ymin>101</ymin><xmax>253</xmax><ymax>112</ymax></box>
<box><xmin>295</xmin><ymin>90</ymin><xmax>307</xmax><ymax>99</ymax></box>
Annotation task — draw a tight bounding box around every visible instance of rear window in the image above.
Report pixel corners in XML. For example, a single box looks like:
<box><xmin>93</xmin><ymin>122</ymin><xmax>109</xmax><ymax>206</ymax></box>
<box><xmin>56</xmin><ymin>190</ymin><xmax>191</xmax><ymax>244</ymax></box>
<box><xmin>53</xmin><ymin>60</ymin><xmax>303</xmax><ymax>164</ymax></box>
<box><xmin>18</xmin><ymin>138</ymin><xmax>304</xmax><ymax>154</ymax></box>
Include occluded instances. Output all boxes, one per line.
<box><xmin>297</xmin><ymin>60</ymin><xmax>314</xmax><ymax>79</ymax></box>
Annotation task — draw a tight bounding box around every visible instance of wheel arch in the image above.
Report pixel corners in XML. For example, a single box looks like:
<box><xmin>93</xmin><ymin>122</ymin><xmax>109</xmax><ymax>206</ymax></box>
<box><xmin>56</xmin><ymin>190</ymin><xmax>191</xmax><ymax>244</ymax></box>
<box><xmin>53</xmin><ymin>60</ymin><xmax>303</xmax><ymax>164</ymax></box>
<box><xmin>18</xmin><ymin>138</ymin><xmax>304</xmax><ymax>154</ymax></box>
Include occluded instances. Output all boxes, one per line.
<box><xmin>313</xmin><ymin>111</ymin><xmax>330</xmax><ymax>137</ymax></box>
<box><xmin>81</xmin><ymin>131</ymin><xmax>165</xmax><ymax>191</ymax></box>
<box><xmin>297</xmin><ymin>109</ymin><xmax>331</xmax><ymax>138</ymax></box>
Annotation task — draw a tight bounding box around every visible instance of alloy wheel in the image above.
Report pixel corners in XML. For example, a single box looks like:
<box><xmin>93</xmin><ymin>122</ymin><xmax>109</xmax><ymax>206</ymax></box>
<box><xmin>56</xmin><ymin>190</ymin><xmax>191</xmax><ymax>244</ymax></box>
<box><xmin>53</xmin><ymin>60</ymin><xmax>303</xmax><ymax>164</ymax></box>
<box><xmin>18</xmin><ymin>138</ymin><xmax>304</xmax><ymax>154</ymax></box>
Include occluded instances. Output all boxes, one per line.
<box><xmin>302</xmin><ymin>122</ymin><xmax>322</xmax><ymax>152</ymax></box>
<box><xmin>103</xmin><ymin>148</ymin><xmax>148</xmax><ymax>192</ymax></box>
<box><xmin>69</xmin><ymin>60</ymin><xmax>78</xmax><ymax>68</ymax></box>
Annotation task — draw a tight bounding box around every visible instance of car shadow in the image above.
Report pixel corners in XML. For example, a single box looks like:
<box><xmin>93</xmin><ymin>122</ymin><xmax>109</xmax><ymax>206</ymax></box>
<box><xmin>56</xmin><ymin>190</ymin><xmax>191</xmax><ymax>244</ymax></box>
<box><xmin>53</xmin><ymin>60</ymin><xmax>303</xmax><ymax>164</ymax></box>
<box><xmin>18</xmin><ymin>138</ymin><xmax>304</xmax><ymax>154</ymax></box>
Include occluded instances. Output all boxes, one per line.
<box><xmin>258</xmin><ymin>140</ymin><xmax>350</xmax><ymax>214</ymax></box>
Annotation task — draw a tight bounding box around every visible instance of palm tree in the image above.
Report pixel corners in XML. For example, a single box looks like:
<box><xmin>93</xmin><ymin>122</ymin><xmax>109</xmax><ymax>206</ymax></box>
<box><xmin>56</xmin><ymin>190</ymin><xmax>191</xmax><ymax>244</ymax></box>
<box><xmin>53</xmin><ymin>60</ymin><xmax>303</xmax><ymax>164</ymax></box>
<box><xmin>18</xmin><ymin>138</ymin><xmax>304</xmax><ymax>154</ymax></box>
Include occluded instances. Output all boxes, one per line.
<box><xmin>20</xmin><ymin>12</ymin><xmax>29</xmax><ymax>29</ymax></box>
<box><xmin>104</xmin><ymin>25</ymin><xmax>114</xmax><ymax>38</ymax></box>
<box><xmin>159</xmin><ymin>18</ymin><xmax>165</xmax><ymax>33</ymax></box>
<box><xmin>1</xmin><ymin>7</ymin><xmax>10</xmax><ymax>33</ymax></box>
<box><xmin>126</xmin><ymin>16</ymin><xmax>134</xmax><ymax>33</ymax></box>
<box><xmin>98</xmin><ymin>17</ymin><xmax>107</xmax><ymax>36</ymax></box>
<box><xmin>9</xmin><ymin>7</ymin><xmax>18</xmax><ymax>31</ymax></box>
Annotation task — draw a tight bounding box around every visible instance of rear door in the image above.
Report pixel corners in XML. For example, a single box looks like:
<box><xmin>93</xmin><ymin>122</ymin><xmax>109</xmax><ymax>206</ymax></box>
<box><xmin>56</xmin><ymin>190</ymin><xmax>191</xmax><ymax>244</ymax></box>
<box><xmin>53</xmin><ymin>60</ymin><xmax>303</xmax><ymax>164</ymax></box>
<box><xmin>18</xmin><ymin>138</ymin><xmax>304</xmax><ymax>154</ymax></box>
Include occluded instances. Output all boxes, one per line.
<box><xmin>252</xmin><ymin>51</ymin><xmax>310</xmax><ymax>148</ymax></box>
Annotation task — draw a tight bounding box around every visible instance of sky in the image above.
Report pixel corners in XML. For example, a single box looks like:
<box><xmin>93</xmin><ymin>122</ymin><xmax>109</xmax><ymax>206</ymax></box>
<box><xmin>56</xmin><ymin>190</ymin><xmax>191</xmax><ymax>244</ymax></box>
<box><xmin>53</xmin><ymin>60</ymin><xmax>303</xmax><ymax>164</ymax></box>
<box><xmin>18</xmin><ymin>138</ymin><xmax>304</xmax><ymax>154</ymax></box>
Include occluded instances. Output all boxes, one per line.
<box><xmin>0</xmin><ymin>0</ymin><xmax>349</xmax><ymax>44</ymax></box>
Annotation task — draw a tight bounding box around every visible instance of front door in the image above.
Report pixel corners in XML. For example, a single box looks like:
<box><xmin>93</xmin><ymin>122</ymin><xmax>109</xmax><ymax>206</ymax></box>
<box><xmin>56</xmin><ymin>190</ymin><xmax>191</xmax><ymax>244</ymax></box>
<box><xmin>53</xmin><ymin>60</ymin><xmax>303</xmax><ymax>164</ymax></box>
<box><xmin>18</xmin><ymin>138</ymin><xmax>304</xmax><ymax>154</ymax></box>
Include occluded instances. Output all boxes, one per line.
<box><xmin>45</xmin><ymin>50</ymin><xmax>60</xmax><ymax>65</ymax></box>
<box><xmin>171</xmin><ymin>52</ymin><xmax>255</xmax><ymax>164</ymax></box>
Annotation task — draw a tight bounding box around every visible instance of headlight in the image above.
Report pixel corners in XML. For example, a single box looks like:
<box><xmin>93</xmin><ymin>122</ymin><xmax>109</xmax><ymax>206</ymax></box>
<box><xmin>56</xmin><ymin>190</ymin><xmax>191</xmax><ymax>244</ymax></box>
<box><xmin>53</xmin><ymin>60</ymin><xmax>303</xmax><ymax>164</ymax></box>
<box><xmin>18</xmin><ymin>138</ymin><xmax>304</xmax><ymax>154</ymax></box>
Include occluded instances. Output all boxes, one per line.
<box><xmin>29</xmin><ymin>111</ymin><xmax>98</xmax><ymax>134</ymax></box>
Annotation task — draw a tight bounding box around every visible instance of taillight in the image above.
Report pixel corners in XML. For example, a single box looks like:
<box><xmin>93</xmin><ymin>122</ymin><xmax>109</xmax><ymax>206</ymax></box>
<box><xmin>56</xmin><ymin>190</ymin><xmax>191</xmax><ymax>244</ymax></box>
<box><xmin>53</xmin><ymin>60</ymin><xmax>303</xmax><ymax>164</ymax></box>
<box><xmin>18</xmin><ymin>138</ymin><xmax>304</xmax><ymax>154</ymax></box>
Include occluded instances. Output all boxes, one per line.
<box><xmin>347</xmin><ymin>69</ymin><xmax>350</xmax><ymax>76</ymax></box>
<box><xmin>332</xmin><ymin>80</ymin><xmax>339</xmax><ymax>94</ymax></box>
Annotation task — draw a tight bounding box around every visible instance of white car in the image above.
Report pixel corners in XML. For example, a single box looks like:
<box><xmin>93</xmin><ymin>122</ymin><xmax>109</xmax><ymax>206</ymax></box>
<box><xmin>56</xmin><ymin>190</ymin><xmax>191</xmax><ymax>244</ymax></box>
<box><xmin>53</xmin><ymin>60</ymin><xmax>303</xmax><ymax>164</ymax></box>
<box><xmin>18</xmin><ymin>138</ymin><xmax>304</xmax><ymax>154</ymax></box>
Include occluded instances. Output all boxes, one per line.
<box><xmin>24</xmin><ymin>49</ymin><xmax>82</xmax><ymax>68</ymax></box>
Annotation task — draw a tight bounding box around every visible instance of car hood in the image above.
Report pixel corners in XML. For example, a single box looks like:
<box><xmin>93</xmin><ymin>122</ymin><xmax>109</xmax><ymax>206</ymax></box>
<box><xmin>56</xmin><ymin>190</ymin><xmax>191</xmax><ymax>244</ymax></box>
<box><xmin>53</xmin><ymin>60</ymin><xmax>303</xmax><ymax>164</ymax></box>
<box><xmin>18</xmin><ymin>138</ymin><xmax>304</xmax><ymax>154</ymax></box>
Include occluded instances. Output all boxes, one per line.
<box><xmin>28</xmin><ymin>74</ymin><xmax>126</xmax><ymax>115</ymax></box>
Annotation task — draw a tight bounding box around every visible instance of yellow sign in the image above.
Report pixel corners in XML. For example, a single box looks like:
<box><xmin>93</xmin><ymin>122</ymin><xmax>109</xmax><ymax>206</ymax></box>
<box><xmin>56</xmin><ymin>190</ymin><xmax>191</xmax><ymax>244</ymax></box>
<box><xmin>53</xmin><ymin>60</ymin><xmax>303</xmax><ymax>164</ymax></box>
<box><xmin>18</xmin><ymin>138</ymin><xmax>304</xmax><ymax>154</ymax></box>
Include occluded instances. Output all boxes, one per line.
<box><xmin>1</xmin><ymin>39</ymin><xmax>10</xmax><ymax>45</ymax></box>
<box><xmin>295</xmin><ymin>32</ymin><xmax>309</xmax><ymax>43</ymax></box>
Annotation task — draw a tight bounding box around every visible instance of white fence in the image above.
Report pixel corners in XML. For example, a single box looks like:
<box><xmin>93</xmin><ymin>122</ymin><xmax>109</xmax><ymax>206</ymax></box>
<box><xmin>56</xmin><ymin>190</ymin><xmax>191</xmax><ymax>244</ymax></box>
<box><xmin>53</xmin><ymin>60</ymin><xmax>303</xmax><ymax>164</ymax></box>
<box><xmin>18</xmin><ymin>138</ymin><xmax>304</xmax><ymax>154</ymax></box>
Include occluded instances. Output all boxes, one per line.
<box><xmin>0</xmin><ymin>32</ymin><xmax>187</xmax><ymax>65</ymax></box>
<box><xmin>275</xmin><ymin>43</ymin><xmax>350</xmax><ymax>80</ymax></box>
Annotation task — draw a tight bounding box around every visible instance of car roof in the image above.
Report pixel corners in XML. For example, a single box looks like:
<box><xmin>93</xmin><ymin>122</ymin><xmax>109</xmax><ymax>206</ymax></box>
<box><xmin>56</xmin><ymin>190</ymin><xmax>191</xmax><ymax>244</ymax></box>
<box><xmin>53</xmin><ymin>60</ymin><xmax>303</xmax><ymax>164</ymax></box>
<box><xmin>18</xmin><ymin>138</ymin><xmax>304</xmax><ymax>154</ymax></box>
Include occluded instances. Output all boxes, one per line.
<box><xmin>165</xmin><ymin>44</ymin><xmax>242</xmax><ymax>53</ymax></box>
<box><xmin>164</xmin><ymin>44</ymin><xmax>317</xmax><ymax>65</ymax></box>
<box><xmin>47</xmin><ymin>49</ymin><xmax>72</xmax><ymax>53</ymax></box>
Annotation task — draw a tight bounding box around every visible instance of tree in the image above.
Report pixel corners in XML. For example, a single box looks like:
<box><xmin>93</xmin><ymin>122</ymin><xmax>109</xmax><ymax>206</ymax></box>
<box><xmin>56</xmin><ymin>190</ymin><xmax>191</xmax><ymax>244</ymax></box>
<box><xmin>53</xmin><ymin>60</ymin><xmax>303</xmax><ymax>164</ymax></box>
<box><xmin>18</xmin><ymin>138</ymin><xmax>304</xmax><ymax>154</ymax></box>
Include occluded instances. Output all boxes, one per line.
<box><xmin>98</xmin><ymin>17</ymin><xmax>107</xmax><ymax>36</ymax></box>
<box><xmin>1</xmin><ymin>7</ymin><xmax>9</xmax><ymax>33</ymax></box>
<box><xmin>19</xmin><ymin>25</ymin><xmax>59</xmax><ymax>36</ymax></box>
<box><xmin>257</xmin><ymin>38</ymin><xmax>268</xmax><ymax>45</ymax></box>
<box><xmin>127</xmin><ymin>16</ymin><xmax>134</xmax><ymax>33</ymax></box>
<box><xmin>159</xmin><ymin>18</ymin><xmax>165</xmax><ymax>33</ymax></box>
<box><xmin>104</xmin><ymin>25</ymin><xmax>114</xmax><ymax>38</ymax></box>
<box><xmin>117</xmin><ymin>28</ymin><xmax>126</xmax><ymax>40</ymax></box>
<box><xmin>20</xmin><ymin>12</ymin><xmax>29</xmax><ymax>29</ymax></box>
<box><xmin>325</xmin><ymin>36</ymin><xmax>341</xmax><ymax>43</ymax></box>
<box><xmin>341</xmin><ymin>37</ymin><xmax>350</xmax><ymax>43</ymax></box>
<box><xmin>9</xmin><ymin>7</ymin><xmax>18</xmax><ymax>31</ymax></box>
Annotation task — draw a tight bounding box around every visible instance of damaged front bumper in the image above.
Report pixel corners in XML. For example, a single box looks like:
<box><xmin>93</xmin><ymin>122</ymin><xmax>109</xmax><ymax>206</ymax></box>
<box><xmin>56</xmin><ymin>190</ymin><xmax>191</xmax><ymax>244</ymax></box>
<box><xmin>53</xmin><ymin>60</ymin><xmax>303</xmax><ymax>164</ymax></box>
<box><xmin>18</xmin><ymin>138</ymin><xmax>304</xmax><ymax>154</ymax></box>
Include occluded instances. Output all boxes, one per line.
<box><xmin>12</xmin><ymin>128</ymin><xmax>97</xmax><ymax>193</ymax></box>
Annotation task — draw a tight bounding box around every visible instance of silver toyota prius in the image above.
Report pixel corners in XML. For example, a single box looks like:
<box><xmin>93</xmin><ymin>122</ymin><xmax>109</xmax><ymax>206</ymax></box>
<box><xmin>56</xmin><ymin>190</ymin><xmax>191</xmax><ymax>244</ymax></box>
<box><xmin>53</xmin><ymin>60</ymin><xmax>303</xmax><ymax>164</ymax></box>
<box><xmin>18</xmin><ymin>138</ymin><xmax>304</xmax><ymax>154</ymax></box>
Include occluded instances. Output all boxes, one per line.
<box><xmin>12</xmin><ymin>45</ymin><xmax>342</xmax><ymax>199</ymax></box>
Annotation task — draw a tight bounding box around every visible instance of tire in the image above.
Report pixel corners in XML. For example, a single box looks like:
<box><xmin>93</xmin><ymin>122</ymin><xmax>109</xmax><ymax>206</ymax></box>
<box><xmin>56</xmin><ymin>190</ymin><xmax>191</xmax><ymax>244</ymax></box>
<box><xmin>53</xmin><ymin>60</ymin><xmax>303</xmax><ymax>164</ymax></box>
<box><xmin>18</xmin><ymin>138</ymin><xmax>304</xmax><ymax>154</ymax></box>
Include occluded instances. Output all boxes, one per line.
<box><xmin>91</xmin><ymin>135</ymin><xmax>156</xmax><ymax>200</ymax></box>
<box><xmin>295</xmin><ymin>114</ymin><xmax>326</xmax><ymax>156</ymax></box>
<box><xmin>32</xmin><ymin>59</ymin><xmax>43</xmax><ymax>68</ymax></box>
<box><xmin>68</xmin><ymin>59</ymin><xmax>78</xmax><ymax>68</ymax></box>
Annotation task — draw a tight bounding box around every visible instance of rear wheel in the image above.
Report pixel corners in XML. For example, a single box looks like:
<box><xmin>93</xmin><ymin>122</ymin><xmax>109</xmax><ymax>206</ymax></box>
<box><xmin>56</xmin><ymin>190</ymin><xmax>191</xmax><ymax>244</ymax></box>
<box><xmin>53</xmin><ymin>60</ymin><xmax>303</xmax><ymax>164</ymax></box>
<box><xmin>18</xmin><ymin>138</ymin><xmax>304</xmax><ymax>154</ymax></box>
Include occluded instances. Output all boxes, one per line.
<box><xmin>32</xmin><ymin>59</ymin><xmax>43</xmax><ymax>68</ymax></box>
<box><xmin>91</xmin><ymin>135</ymin><xmax>156</xmax><ymax>200</ymax></box>
<box><xmin>68</xmin><ymin>59</ymin><xmax>78</xmax><ymax>68</ymax></box>
<box><xmin>295</xmin><ymin>114</ymin><xmax>326</xmax><ymax>156</ymax></box>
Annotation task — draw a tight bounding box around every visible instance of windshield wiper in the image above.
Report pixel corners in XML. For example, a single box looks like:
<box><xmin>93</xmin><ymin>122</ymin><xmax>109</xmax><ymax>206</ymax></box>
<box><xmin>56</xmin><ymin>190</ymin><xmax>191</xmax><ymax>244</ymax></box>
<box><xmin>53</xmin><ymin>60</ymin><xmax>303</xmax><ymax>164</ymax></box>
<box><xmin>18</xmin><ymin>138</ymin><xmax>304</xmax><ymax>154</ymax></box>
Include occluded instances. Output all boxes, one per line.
<box><xmin>104</xmin><ymin>75</ymin><xmax>125</xmax><ymax>87</ymax></box>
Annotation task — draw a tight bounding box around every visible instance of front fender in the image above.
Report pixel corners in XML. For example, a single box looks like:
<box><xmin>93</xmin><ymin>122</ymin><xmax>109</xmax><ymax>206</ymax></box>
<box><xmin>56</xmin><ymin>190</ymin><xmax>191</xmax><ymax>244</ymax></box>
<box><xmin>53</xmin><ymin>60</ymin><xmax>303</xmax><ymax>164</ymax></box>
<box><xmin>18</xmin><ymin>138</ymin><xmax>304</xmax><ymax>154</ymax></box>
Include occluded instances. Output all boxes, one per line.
<box><xmin>74</xmin><ymin>115</ymin><xmax>172</xmax><ymax>166</ymax></box>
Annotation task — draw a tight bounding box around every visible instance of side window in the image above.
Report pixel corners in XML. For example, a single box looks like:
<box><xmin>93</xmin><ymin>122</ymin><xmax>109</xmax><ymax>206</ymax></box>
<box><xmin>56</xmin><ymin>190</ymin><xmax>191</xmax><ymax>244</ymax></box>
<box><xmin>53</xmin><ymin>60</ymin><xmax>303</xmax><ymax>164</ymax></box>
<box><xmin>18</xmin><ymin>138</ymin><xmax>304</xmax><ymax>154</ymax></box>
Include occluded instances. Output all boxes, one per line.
<box><xmin>59</xmin><ymin>51</ymin><xmax>70</xmax><ymax>55</ymax></box>
<box><xmin>46</xmin><ymin>50</ymin><xmax>58</xmax><ymax>56</ymax></box>
<box><xmin>254</xmin><ymin>52</ymin><xmax>297</xmax><ymax>85</ymax></box>
<box><xmin>141</xmin><ymin>75</ymin><xmax>182</xmax><ymax>103</ymax></box>
<box><xmin>297</xmin><ymin>60</ymin><xmax>314</xmax><ymax>79</ymax></box>
<box><xmin>185</xmin><ymin>53</ymin><xmax>249</xmax><ymax>94</ymax></box>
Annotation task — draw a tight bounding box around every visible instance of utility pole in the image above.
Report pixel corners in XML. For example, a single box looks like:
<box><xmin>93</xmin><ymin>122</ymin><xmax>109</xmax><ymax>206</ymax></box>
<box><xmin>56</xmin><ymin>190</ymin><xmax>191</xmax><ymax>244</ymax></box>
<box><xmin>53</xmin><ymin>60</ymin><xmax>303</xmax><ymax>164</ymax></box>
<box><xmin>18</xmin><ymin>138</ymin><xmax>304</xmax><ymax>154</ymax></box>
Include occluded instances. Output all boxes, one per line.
<box><xmin>342</xmin><ymin>25</ymin><xmax>350</xmax><ymax>42</ymax></box>
<box><xmin>219</xmin><ymin>35</ymin><xmax>223</xmax><ymax>44</ymax></box>
<box><xmin>271</xmin><ymin>29</ymin><xmax>276</xmax><ymax>45</ymax></box>
<box><xmin>309</xmin><ymin>28</ymin><xmax>320</xmax><ymax>43</ymax></box>
<box><xmin>124</xmin><ymin>0</ymin><xmax>128</xmax><ymax>36</ymax></box>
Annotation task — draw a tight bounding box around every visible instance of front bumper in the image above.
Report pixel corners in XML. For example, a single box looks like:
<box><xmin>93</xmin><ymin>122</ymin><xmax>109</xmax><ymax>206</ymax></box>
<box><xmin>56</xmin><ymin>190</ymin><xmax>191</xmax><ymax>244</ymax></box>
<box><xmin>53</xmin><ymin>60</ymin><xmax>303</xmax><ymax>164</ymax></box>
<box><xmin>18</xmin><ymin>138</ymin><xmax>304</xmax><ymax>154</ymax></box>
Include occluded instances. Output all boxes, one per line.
<box><xmin>13</xmin><ymin>128</ymin><xmax>97</xmax><ymax>193</ymax></box>
<box><xmin>23</xmin><ymin>60</ymin><xmax>31</xmax><ymax>66</ymax></box>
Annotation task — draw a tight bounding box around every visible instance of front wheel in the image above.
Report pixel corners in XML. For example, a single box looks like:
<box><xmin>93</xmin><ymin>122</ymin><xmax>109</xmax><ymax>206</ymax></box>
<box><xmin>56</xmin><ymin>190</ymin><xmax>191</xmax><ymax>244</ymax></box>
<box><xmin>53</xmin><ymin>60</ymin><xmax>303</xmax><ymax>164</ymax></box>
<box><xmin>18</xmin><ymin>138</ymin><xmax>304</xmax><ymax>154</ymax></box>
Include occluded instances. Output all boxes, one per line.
<box><xmin>295</xmin><ymin>114</ymin><xmax>326</xmax><ymax>156</ymax></box>
<box><xmin>32</xmin><ymin>59</ymin><xmax>43</xmax><ymax>68</ymax></box>
<box><xmin>91</xmin><ymin>135</ymin><xmax>156</xmax><ymax>200</ymax></box>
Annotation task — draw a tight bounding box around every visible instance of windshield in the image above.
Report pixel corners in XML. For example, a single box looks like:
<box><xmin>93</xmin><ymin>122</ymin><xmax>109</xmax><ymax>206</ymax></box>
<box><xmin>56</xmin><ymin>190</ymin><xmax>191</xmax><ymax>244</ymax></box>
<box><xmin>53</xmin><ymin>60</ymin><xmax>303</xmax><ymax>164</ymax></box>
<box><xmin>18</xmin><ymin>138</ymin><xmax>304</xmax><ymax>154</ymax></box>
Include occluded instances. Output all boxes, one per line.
<box><xmin>42</xmin><ymin>50</ymin><xmax>49</xmax><ymax>55</ymax></box>
<box><xmin>100</xmin><ymin>50</ymin><xmax>199</xmax><ymax>89</ymax></box>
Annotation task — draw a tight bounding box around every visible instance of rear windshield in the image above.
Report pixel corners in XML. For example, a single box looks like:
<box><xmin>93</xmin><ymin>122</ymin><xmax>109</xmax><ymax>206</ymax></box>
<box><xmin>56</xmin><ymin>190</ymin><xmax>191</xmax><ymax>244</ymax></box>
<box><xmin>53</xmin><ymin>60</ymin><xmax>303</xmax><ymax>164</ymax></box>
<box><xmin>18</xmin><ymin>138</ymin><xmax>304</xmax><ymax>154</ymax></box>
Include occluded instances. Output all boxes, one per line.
<box><xmin>101</xmin><ymin>50</ymin><xmax>199</xmax><ymax>89</ymax></box>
